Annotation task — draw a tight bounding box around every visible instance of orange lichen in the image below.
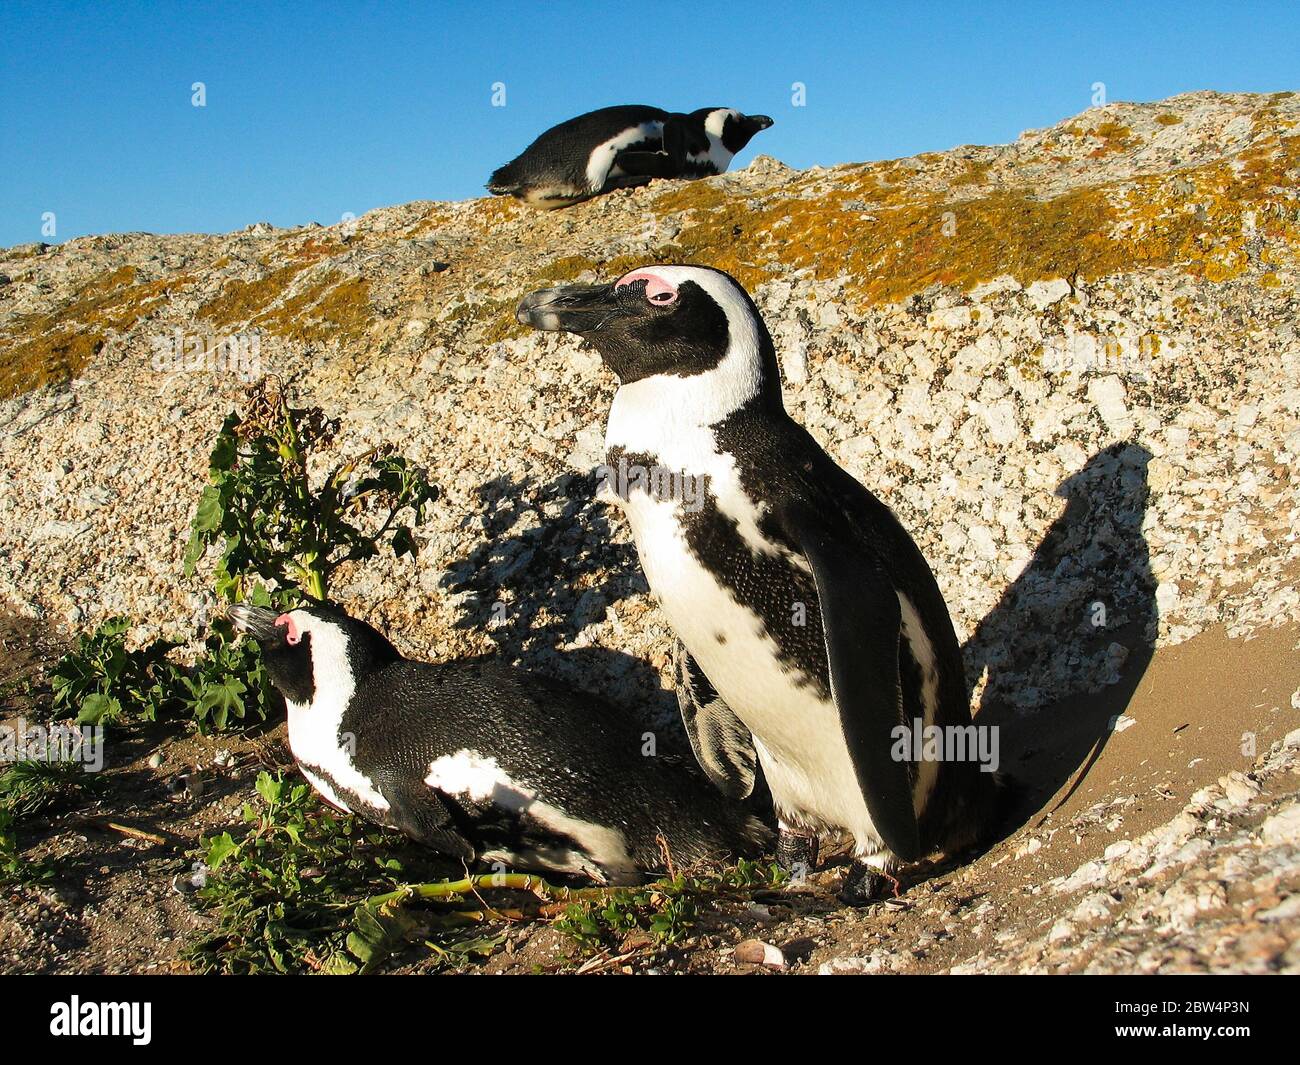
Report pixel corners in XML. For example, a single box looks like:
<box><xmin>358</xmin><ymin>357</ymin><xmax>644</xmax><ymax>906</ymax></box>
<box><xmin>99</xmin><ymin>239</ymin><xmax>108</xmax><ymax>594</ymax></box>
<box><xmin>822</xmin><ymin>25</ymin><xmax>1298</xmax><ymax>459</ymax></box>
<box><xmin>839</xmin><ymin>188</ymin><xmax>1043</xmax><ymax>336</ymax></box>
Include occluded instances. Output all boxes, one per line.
<box><xmin>199</xmin><ymin>264</ymin><xmax>371</xmax><ymax>344</ymax></box>
<box><xmin>0</xmin><ymin>267</ymin><xmax>195</xmax><ymax>398</ymax></box>
<box><xmin>636</xmin><ymin>130</ymin><xmax>1298</xmax><ymax>304</ymax></box>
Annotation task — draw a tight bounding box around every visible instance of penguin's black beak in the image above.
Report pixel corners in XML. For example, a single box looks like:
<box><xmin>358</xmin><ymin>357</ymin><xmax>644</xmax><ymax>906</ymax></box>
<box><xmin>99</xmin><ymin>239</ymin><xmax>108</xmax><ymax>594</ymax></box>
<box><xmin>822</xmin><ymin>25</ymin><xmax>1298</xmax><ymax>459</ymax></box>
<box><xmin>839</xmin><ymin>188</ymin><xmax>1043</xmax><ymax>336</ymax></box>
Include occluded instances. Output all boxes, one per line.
<box><xmin>516</xmin><ymin>282</ymin><xmax>621</xmax><ymax>334</ymax></box>
<box><xmin>227</xmin><ymin>603</ymin><xmax>285</xmax><ymax>643</ymax></box>
<box><xmin>745</xmin><ymin>115</ymin><xmax>774</xmax><ymax>133</ymax></box>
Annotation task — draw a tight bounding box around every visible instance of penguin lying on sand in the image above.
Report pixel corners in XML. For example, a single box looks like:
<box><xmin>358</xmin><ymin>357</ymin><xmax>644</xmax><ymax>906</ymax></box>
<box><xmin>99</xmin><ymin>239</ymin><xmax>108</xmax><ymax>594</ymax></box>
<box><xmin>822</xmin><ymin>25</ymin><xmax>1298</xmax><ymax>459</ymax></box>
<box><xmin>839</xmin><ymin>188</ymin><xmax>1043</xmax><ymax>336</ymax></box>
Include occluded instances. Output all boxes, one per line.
<box><xmin>229</xmin><ymin>602</ymin><xmax>768</xmax><ymax>884</ymax></box>
<box><xmin>488</xmin><ymin>105</ymin><xmax>773</xmax><ymax>209</ymax></box>
<box><xmin>517</xmin><ymin>265</ymin><xmax>1004</xmax><ymax>904</ymax></box>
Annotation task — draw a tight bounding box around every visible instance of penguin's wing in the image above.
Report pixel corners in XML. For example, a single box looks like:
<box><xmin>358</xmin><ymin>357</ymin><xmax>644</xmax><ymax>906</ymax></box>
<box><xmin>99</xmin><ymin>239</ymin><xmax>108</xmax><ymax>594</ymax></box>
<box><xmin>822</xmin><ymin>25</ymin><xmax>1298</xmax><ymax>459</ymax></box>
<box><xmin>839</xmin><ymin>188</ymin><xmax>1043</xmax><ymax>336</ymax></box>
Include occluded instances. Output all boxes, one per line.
<box><xmin>614</xmin><ymin>115</ymin><xmax>708</xmax><ymax>178</ymax></box>
<box><xmin>672</xmin><ymin>639</ymin><xmax>757</xmax><ymax>799</ymax></box>
<box><xmin>613</xmin><ymin>150</ymin><xmax>680</xmax><ymax>179</ymax></box>
<box><xmin>665</xmin><ymin>113</ymin><xmax>710</xmax><ymax>162</ymax></box>
<box><xmin>376</xmin><ymin>771</ymin><xmax>476</xmax><ymax>861</ymax></box>
<box><xmin>777</xmin><ymin>499</ymin><xmax>921</xmax><ymax>861</ymax></box>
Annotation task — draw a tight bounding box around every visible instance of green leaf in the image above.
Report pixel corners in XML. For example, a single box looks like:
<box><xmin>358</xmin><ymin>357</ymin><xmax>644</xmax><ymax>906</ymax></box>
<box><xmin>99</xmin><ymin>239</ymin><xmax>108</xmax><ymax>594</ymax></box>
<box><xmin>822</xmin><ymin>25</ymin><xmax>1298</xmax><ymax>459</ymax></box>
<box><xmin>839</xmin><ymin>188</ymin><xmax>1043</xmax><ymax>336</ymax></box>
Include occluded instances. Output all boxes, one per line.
<box><xmin>246</xmin><ymin>583</ymin><xmax>274</xmax><ymax>608</ymax></box>
<box><xmin>209</xmin><ymin>423</ymin><xmax>239</xmax><ymax>474</ymax></box>
<box><xmin>320</xmin><ymin>952</ymin><xmax>360</xmax><ymax>975</ymax></box>
<box><xmin>195</xmin><ymin>676</ymin><xmax>247</xmax><ymax>728</ymax></box>
<box><xmin>255</xmin><ymin>771</ymin><xmax>282</xmax><ymax>807</ymax></box>
<box><xmin>191</xmin><ymin>484</ymin><xmax>223</xmax><ymax>535</ymax></box>
<box><xmin>205</xmin><ymin>832</ymin><xmax>239</xmax><ymax>869</ymax></box>
<box><xmin>76</xmin><ymin>692</ymin><xmax>120</xmax><ymax>725</ymax></box>
<box><xmin>391</xmin><ymin>526</ymin><xmax>416</xmax><ymax>559</ymax></box>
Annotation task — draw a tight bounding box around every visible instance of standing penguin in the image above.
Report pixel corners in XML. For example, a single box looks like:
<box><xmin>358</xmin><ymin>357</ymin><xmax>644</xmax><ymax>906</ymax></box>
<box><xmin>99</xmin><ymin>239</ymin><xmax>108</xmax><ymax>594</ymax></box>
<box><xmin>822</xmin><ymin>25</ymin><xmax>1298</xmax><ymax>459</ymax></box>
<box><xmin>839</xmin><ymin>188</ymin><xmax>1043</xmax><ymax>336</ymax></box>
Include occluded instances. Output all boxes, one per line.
<box><xmin>228</xmin><ymin>602</ymin><xmax>767</xmax><ymax>884</ymax></box>
<box><xmin>517</xmin><ymin>265</ymin><xmax>1002</xmax><ymax>903</ymax></box>
<box><xmin>488</xmin><ymin>105</ymin><xmax>773</xmax><ymax>209</ymax></box>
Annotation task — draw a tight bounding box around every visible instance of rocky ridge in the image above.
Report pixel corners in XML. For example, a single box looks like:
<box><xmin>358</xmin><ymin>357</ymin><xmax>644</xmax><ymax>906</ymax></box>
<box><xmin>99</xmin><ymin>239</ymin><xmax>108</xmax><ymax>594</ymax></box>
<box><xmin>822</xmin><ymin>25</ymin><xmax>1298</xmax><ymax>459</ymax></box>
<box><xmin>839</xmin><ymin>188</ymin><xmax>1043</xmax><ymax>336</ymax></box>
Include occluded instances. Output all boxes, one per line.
<box><xmin>0</xmin><ymin>90</ymin><xmax>1297</xmax><ymax>973</ymax></box>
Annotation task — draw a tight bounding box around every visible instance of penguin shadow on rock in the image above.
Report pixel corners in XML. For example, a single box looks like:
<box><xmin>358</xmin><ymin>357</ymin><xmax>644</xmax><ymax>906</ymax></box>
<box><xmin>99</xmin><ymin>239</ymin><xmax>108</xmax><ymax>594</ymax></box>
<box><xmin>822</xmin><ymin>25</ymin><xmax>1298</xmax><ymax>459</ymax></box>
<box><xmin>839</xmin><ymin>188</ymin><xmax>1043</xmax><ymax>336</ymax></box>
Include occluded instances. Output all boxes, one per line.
<box><xmin>437</xmin><ymin>469</ymin><xmax>683</xmax><ymax>734</ymax></box>
<box><xmin>963</xmin><ymin>442</ymin><xmax>1157</xmax><ymax>836</ymax></box>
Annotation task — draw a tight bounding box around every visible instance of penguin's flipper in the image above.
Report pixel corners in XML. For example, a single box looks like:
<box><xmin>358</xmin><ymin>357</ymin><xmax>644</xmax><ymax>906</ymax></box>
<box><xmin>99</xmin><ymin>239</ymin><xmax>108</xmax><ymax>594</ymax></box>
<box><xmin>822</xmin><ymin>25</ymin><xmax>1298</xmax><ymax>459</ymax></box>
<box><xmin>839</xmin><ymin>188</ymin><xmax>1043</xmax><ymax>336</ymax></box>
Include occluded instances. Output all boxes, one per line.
<box><xmin>601</xmin><ymin>172</ymin><xmax>655</xmax><ymax>193</ymax></box>
<box><xmin>672</xmin><ymin>639</ymin><xmax>757</xmax><ymax>799</ymax></box>
<box><xmin>778</xmin><ymin>501</ymin><xmax>922</xmax><ymax>862</ymax></box>
<box><xmin>612</xmin><ymin>151</ymin><xmax>678</xmax><ymax>179</ymax></box>
<box><xmin>379</xmin><ymin>774</ymin><xmax>476</xmax><ymax>862</ymax></box>
<box><xmin>663</xmin><ymin>114</ymin><xmax>708</xmax><ymax>168</ymax></box>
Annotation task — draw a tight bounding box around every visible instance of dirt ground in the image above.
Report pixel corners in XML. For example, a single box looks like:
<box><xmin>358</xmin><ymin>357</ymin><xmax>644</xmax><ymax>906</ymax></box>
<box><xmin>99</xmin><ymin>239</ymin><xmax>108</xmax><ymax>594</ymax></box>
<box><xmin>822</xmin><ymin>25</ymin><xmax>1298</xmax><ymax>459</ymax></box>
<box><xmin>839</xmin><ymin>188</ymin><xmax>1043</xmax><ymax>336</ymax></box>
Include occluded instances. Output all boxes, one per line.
<box><xmin>2</xmin><ymin>613</ymin><xmax>1298</xmax><ymax>975</ymax></box>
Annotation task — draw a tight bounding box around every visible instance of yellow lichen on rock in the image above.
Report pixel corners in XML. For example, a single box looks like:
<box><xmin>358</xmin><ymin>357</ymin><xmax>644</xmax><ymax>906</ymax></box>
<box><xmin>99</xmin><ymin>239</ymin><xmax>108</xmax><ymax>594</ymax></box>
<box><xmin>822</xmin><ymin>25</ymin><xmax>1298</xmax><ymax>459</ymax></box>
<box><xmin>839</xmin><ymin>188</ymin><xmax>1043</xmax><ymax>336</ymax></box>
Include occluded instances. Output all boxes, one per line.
<box><xmin>0</xmin><ymin>266</ymin><xmax>192</xmax><ymax>399</ymax></box>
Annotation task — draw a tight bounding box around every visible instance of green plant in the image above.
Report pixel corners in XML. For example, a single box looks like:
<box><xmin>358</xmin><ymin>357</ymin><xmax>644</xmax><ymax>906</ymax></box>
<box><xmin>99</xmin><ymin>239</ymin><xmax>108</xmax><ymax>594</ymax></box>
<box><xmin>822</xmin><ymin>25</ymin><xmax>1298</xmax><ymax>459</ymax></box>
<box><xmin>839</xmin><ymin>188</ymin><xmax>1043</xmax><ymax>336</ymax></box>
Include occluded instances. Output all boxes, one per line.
<box><xmin>0</xmin><ymin>758</ymin><xmax>102</xmax><ymax>816</ymax></box>
<box><xmin>0</xmin><ymin>808</ymin><xmax>36</xmax><ymax>884</ymax></box>
<box><xmin>186</xmin><ymin>771</ymin><xmax>774</xmax><ymax>974</ymax></box>
<box><xmin>554</xmin><ymin>858</ymin><xmax>788</xmax><ymax>957</ymax></box>
<box><xmin>186</xmin><ymin>772</ymin><xmax>509</xmax><ymax>974</ymax></box>
<box><xmin>176</xmin><ymin>614</ymin><xmax>272</xmax><ymax>730</ymax></box>
<box><xmin>49</xmin><ymin>618</ymin><xmax>181</xmax><ymax>725</ymax></box>
<box><xmin>48</xmin><ymin>611</ymin><xmax>270</xmax><ymax>731</ymax></box>
<box><xmin>0</xmin><ymin>759</ymin><xmax>105</xmax><ymax>885</ymax></box>
<box><xmin>184</xmin><ymin>379</ymin><xmax>439</xmax><ymax>604</ymax></box>
<box><xmin>48</xmin><ymin>380</ymin><xmax>437</xmax><ymax>733</ymax></box>
<box><xmin>555</xmin><ymin>878</ymin><xmax>700</xmax><ymax>950</ymax></box>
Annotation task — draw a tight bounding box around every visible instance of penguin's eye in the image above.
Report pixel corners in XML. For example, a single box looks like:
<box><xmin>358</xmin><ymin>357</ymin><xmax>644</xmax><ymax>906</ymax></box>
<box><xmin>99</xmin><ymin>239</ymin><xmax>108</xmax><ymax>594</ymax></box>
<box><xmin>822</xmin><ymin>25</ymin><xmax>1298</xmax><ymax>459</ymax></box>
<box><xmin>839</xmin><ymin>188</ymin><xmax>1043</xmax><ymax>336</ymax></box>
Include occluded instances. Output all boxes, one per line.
<box><xmin>275</xmin><ymin>613</ymin><xmax>302</xmax><ymax>646</ymax></box>
<box><xmin>615</xmin><ymin>270</ymin><xmax>678</xmax><ymax>307</ymax></box>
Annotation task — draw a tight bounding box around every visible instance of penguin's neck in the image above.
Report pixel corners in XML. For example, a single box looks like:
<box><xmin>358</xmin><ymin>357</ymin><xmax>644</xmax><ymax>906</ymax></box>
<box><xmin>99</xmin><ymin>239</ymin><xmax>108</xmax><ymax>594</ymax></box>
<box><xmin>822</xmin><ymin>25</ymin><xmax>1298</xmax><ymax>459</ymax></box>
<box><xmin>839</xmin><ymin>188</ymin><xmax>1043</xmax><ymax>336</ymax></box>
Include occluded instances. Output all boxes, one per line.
<box><xmin>605</xmin><ymin>350</ymin><xmax>783</xmax><ymax>460</ymax></box>
<box><xmin>286</xmin><ymin>628</ymin><xmax>358</xmax><ymax>767</ymax></box>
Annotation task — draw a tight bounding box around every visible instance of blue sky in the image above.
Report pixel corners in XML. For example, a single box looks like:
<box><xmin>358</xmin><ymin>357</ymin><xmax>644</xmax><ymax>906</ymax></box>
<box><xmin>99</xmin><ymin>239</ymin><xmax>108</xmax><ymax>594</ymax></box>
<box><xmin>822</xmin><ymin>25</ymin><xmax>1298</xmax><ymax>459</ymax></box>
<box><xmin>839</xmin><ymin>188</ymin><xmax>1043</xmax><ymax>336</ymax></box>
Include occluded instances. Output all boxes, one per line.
<box><xmin>1</xmin><ymin>0</ymin><xmax>1296</xmax><ymax>247</ymax></box>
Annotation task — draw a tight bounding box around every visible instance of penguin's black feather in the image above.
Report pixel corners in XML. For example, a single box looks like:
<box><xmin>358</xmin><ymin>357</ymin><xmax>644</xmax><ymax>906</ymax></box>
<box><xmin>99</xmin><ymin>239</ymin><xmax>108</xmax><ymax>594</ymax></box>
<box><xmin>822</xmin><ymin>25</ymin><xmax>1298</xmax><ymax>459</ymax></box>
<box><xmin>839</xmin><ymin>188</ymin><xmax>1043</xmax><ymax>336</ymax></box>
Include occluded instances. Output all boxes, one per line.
<box><xmin>339</xmin><ymin>650</ymin><xmax>768</xmax><ymax>869</ymax></box>
<box><xmin>486</xmin><ymin>104</ymin><xmax>669</xmax><ymax>197</ymax></box>
<box><xmin>246</xmin><ymin>605</ymin><xmax>770</xmax><ymax>883</ymax></box>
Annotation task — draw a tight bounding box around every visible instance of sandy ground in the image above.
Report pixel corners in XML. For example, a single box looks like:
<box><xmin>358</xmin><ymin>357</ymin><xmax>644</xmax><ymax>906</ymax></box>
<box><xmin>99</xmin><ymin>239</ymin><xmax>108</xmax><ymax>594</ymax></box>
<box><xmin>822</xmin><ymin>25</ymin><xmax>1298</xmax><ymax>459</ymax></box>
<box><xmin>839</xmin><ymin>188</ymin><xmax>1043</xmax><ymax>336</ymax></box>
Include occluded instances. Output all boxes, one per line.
<box><xmin>3</xmin><ymin>612</ymin><xmax>1297</xmax><ymax>975</ymax></box>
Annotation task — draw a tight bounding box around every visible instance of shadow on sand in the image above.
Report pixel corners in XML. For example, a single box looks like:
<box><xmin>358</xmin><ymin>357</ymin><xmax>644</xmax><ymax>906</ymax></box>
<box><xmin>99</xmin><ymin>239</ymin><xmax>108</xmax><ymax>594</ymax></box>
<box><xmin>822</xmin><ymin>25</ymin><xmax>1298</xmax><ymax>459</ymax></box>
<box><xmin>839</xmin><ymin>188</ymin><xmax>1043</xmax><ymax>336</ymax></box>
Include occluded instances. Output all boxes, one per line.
<box><xmin>437</xmin><ymin>444</ymin><xmax>1159</xmax><ymax>853</ymax></box>
<box><xmin>963</xmin><ymin>441</ymin><xmax>1158</xmax><ymax>835</ymax></box>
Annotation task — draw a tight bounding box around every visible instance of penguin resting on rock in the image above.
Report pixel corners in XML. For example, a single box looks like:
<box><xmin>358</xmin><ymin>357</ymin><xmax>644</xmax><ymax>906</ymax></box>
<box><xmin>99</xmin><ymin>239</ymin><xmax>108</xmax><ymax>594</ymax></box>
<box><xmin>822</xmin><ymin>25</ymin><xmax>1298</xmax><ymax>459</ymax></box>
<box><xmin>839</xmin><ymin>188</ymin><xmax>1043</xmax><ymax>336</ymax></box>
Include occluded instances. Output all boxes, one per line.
<box><xmin>229</xmin><ymin>602</ymin><xmax>768</xmax><ymax>884</ymax></box>
<box><xmin>487</xmin><ymin>105</ymin><xmax>773</xmax><ymax>209</ymax></box>
<box><xmin>516</xmin><ymin>265</ymin><xmax>1003</xmax><ymax>904</ymax></box>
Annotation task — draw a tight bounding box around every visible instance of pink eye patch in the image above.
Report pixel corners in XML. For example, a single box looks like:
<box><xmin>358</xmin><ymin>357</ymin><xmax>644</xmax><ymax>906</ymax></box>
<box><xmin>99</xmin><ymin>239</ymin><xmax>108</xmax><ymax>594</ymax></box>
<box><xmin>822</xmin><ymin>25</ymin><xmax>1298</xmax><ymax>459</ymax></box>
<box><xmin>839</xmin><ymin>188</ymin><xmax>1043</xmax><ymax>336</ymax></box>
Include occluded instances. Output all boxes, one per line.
<box><xmin>275</xmin><ymin>613</ymin><xmax>302</xmax><ymax>645</ymax></box>
<box><xmin>616</xmin><ymin>270</ymin><xmax>678</xmax><ymax>305</ymax></box>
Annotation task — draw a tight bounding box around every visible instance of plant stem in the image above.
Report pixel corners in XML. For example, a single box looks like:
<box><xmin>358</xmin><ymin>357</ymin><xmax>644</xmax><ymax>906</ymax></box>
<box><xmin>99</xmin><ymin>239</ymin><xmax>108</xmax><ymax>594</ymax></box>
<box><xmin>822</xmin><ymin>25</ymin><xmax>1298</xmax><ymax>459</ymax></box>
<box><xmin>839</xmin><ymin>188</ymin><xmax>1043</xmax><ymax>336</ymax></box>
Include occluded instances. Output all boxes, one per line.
<box><xmin>296</xmin><ymin>557</ymin><xmax>327</xmax><ymax>602</ymax></box>
<box><xmin>363</xmin><ymin>875</ymin><xmax>622</xmax><ymax>909</ymax></box>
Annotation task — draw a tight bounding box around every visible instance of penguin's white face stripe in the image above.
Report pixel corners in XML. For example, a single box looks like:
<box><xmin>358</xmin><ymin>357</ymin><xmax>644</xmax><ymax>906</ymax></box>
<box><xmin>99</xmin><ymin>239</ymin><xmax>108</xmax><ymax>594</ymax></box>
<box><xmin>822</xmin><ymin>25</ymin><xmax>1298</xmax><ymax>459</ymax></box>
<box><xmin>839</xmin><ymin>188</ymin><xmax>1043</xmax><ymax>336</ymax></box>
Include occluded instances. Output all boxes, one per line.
<box><xmin>691</xmin><ymin>109</ymin><xmax>741</xmax><ymax>174</ymax></box>
<box><xmin>283</xmin><ymin>611</ymin><xmax>391</xmax><ymax>813</ymax></box>
<box><xmin>584</xmin><ymin>120</ymin><xmax>664</xmax><ymax>193</ymax></box>
<box><xmin>704</xmin><ymin>108</ymin><xmax>739</xmax><ymax>140</ymax></box>
<box><xmin>606</xmin><ymin>266</ymin><xmax>766</xmax><ymax>437</ymax></box>
<box><xmin>426</xmin><ymin>750</ymin><xmax>636</xmax><ymax>880</ymax></box>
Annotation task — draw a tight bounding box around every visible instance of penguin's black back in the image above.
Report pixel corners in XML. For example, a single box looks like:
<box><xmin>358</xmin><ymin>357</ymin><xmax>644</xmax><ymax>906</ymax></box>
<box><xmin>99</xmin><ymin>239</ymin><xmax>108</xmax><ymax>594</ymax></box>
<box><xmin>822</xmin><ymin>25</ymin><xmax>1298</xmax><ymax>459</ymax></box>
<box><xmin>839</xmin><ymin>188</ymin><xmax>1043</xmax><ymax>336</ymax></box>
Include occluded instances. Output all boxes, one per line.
<box><xmin>488</xmin><ymin>105</ymin><xmax>669</xmax><ymax>193</ymax></box>
<box><xmin>699</xmin><ymin>400</ymin><xmax>999</xmax><ymax>852</ymax></box>
<box><xmin>341</xmin><ymin>654</ymin><xmax>767</xmax><ymax>868</ymax></box>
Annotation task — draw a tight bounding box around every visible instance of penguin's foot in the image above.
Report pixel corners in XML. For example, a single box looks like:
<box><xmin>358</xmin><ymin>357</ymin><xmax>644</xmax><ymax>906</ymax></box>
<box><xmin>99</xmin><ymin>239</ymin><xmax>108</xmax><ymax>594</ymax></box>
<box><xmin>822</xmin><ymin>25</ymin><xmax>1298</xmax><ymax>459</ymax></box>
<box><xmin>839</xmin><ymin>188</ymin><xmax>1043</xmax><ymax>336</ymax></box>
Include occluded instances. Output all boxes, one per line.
<box><xmin>776</xmin><ymin>827</ymin><xmax>819</xmax><ymax>882</ymax></box>
<box><xmin>838</xmin><ymin>860</ymin><xmax>902</xmax><ymax>907</ymax></box>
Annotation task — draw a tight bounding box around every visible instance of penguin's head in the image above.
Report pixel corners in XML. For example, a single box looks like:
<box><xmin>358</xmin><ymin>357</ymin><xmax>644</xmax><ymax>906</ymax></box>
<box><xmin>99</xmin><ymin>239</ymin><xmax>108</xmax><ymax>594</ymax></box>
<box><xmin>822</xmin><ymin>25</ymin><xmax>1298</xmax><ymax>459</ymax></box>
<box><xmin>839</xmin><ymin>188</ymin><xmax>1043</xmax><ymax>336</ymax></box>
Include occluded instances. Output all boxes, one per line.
<box><xmin>694</xmin><ymin>108</ymin><xmax>774</xmax><ymax>154</ymax></box>
<box><xmin>228</xmin><ymin>603</ymin><xmax>399</xmax><ymax>706</ymax></box>
<box><xmin>516</xmin><ymin>265</ymin><xmax>782</xmax><ymax>410</ymax></box>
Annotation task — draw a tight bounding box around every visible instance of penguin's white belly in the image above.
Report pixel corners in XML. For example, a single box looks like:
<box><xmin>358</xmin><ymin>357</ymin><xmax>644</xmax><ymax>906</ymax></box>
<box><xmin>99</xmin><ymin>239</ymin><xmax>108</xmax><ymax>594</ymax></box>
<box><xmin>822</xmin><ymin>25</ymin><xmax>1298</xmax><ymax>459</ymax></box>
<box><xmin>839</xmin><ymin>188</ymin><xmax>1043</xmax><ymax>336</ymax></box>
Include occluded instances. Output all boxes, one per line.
<box><xmin>689</xmin><ymin>141</ymin><xmax>735</xmax><ymax>175</ymax></box>
<box><xmin>287</xmin><ymin>699</ymin><xmax>390</xmax><ymax>814</ymax></box>
<box><xmin>620</xmin><ymin>491</ymin><xmax>879</xmax><ymax>849</ymax></box>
